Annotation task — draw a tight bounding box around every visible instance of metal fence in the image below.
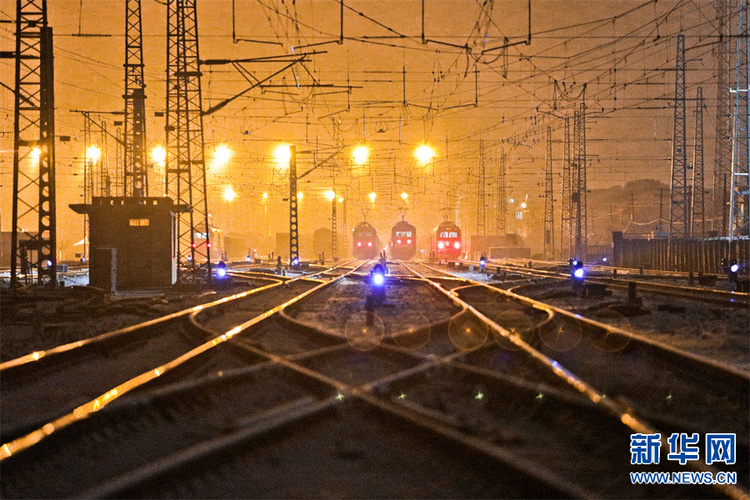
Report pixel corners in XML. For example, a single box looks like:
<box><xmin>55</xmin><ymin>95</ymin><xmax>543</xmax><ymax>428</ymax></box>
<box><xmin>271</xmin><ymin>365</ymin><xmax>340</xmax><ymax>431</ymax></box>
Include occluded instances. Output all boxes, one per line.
<box><xmin>612</xmin><ymin>232</ymin><xmax>750</xmax><ymax>274</ymax></box>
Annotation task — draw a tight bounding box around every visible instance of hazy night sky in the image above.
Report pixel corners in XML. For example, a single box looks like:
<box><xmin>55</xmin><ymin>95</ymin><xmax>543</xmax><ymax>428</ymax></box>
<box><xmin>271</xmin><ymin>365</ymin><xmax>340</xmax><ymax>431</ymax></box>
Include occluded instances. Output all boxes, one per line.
<box><xmin>1</xmin><ymin>1</ymin><xmax>725</xmax><ymax>257</ymax></box>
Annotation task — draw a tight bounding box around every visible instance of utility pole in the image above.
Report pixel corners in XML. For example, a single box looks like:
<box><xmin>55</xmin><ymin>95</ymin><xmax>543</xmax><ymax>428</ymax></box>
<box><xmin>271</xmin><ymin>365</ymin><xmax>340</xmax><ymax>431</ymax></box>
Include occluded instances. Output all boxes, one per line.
<box><xmin>124</xmin><ymin>0</ymin><xmax>148</xmax><ymax>197</ymax></box>
<box><xmin>10</xmin><ymin>0</ymin><xmax>56</xmax><ymax>287</ymax></box>
<box><xmin>715</xmin><ymin>0</ymin><xmax>733</xmax><ymax>235</ymax></box>
<box><xmin>730</xmin><ymin>0</ymin><xmax>750</xmax><ymax>243</ymax></box>
<box><xmin>692</xmin><ymin>87</ymin><xmax>706</xmax><ymax>238</ymax></box>
<box><xmin>544</xmin><ymin>126</ymin><xmax>554</xmax><ymax>260</ymax></box>
<box><xmin>669</xmin><ymin>34</ymin><xmax>688</xmax><ymax>239</ymax></box>
<box><xmin>165</xmin><ymin>0</ymin><xmax>211</xmax><ymax>282</ymax></box>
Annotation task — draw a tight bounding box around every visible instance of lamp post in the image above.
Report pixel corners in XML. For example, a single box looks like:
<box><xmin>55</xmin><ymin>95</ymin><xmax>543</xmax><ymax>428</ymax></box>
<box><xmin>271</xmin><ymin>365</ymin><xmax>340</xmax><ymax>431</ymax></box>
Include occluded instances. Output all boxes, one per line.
<box><xmin>289</xmin><ymin>145</ymin><xmax>299</xmax><ymax>268</ymax></box>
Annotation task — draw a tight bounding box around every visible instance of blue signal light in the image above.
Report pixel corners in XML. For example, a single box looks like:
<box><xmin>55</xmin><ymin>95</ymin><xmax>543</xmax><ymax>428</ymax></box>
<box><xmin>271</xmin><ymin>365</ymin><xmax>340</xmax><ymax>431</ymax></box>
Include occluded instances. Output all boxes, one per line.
<box><xmin>370</xmin><ymin>263</ymin><xmax>386</xmax><ymax>287</ymax></box>
<box><xmin>217</xmin><ymin>267</ymin><xmax>227</xmax><ymax>278</ymax></box>
<box><xmin>573</xmin><ymin>268</ymin><xmax>585</xmax><ymax>279</ymax></box>
<box><xmin>292</xmin><ymin>258</ymin><xmax>300</xmax><ymax>266</ymax></box>
<box><xmin>730</xmin><ymin>263</ymin><xmax>739</xmax><ymax>273</ymax></box>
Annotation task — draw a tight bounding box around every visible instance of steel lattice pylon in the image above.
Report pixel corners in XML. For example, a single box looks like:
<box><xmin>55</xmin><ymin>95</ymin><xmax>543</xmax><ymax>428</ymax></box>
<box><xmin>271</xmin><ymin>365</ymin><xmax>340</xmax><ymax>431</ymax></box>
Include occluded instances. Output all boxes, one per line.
<box><xmin>715</xmin><ymin>0</ymin><xmax>733</xmax><ymax>235</ymax></box>
<box><xmin>10</xmin><ymin>0</ymin><xmax>56</xmax><ymax>287</ymax></box>
<box><xmin>124</xmin><ymin>0</ymin><xmax>148</xmax><ymax>197</ymax></box>
<box><xmin>730</xmin><ymin>0</ymin><xmax>750</xmax><ymax>241</ymax></box>
<box><xmin>692</xmin><ymin>87</ymin><xmax>706</xmax><ymax>238</ymax></box>
<box><xmin>560</xmin><ymin>116</ymin><xmax>573</xmax><ymax>259</ymax></box>
<box><xmin>476</xmin><ymin>139</ymin><xmax>487</xmax><ymax>236</ymax></box>
<box><xmin>495</xmin><ymin>149</ymin><xmax>507</xmax><ymax>236</ymax></box>
<box><xmin>670</xmin><ymin>34</ymin><xmax>689</xmax><ymax>239</ymax></box>
<box><xmin>544</xmin><ymin>126</ymin><xmax>554</xmax><ymax>260</ymax></box>
<box><xmin>573</xmin><ymin>102</ymin><xmax>588</xmax><ymax>260</ymax></box>
<box><xmin>165</xmin><ymin>0</ymin><xmax>211</xmax><ymax>282</ymax></box>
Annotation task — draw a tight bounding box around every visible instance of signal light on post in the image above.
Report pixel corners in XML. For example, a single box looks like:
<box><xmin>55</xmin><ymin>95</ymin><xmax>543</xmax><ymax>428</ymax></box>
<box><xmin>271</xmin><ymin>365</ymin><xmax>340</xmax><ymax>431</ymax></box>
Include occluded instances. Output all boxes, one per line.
<box><xmin>369</xmin><ymin>263</ymin><xmax>386</xmax><ymax>303</ymax></box>
<box><xmin>729</xmin><ymin>259</ymin><xmax>739</xmax><ymax>281</ymax></box>
<box><xmin>572</xmin><ymin>259</ymin><xmax>585</xmax><ymax>281</ymax></box>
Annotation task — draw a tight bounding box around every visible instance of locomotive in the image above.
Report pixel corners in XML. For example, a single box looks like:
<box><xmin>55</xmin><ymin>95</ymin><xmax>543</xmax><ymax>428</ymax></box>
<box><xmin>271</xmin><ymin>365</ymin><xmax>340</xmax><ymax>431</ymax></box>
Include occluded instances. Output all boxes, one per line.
<box><xmin>352</xmin><ymin>221</ymin><xmax>379</xmax><ymax>259</ymax></box>
<box><xmin>191</xmin><ymin>226</ymin><xmax>226</xmax><ymax>263</ymax></box>
<box><xmin>390</xmin><ymin>220</ymin><xmax>417</xmax><ymax>260</ymax></box>
<box><xmin>434</xmin><ymin>221</ymin><xmax>462</xmax><ymax>261</ymax></box>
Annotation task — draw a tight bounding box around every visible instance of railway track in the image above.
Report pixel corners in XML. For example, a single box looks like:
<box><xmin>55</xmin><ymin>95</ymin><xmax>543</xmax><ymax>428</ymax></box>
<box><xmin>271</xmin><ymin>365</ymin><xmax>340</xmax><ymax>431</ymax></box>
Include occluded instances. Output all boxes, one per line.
<box><xmin>481</xmin><ymin>260</ymin><xmax>749</xmax><ymax>308</ymax></box>
<box><xmin>0</xmin><ymin>269</ymin><xmax>334</xmax><ymax>444</ymax></box>
<box><xmin>434</xmin><ymin>261</ymin><xmax>750</xmax><ymax>370</ymax></box>
<box><xmin>0</xmin><ymin>260</ymin><xmax>746</xmax><ymax>498</ymax></box>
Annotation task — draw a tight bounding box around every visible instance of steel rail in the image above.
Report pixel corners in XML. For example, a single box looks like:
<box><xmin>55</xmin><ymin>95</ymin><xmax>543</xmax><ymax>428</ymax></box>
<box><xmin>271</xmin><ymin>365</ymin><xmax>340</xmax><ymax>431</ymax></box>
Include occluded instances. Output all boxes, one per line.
<box><xmin>0</xmin><ymin>263</ymin><xmax>366</xmax><ymax>461</ymax></box>
<box><xmin>417</xmin><ymin>261</ymin><xmax>750</xmax><ymax>381</ymax></box>
<box><xmin>0</xmin><ymin>261</ymin><xmax>357</xmax><ymax>373</ymax></box>
<box><xmin>481</xmin><ymin>260</ymin><xmax>749</xmax><ymax>306</ymax></box>
<box><xmin>403</xmin><ymin>261</ymin><xmax>749</xmax><ymax>500</ymax></box>
<box><xmin>14</xmin><ymin>261</ymin><xmax>740</xmax><ymax>499</ymax></box>
<box><xmin>79</xmin><ymin>274</ymin><xmax>590</xmax><ymax>499</ymax></box>
<box><xmin>0</xmin><ymin>279</ymin><xmax>281</xmax><ymax>372</ymax></box>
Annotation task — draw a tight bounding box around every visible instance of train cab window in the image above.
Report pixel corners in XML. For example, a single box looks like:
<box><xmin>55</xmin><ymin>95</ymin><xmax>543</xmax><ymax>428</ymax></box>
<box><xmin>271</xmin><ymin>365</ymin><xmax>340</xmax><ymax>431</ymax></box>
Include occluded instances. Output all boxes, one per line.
<box><xmin>129</xmin><ymin>218</ymin><xmax>150</xmax><ymax>227</ymax></box>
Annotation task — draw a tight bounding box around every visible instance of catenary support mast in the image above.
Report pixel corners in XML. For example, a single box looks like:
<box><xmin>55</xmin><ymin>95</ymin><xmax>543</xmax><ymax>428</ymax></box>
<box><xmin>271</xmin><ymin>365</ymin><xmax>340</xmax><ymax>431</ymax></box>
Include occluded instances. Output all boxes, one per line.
<box><xmin>544</xmin><ymin>126</ymin><xmax>554</xmax><ymax>260</ymax></box>
<box><xmin>669</xmin><ymin>34</ymin><xmax>688</xmax><ymax>239</ymax></box>
<box><xmin>124</xmin><ymin>0</ymin><xmax>148</xmax><ymax>197</ymax></box>
<box><xmin>165</xmin><ymin>0</ymin><xmax>211</xmax><ymax>282</ymax></box>
<box><xmin>730</xmin><ymin>0</ymin><xmax>750</xmax><ymax>242</ymax></box>
<box><xmin>10</xmin><ymin>0</ymin><xmax>56</xmax><ymax>287</ymax></box>
<box><xmin>692</xmin><ymin>87</ymin><xmax>706</xmax><ymax>238</ymax></box>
